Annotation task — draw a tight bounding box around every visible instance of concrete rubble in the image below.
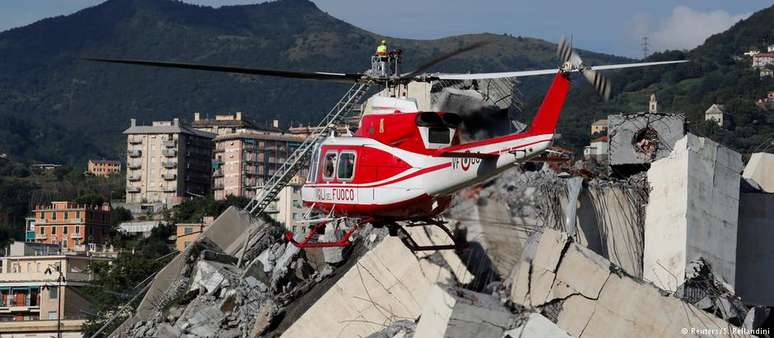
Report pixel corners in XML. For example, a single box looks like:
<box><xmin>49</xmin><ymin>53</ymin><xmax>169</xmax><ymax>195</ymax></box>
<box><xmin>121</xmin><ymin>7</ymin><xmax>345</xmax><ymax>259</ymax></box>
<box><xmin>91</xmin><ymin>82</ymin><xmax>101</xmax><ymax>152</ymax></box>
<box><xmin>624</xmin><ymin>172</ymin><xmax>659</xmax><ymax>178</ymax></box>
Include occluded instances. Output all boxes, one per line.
<box><xmin>510</xmin><ymin>228</ymin><xmax>748</xmax><ymax>338</ymax></box>
<box><xmin>110</xmin><ymin>131</ymin><xmax>774</xmax><ymax>337</ymax></box>
<box><xmin>282</xmin><ymin>235</ymin><xmax>473</xmax><ymax>338</ymax></box>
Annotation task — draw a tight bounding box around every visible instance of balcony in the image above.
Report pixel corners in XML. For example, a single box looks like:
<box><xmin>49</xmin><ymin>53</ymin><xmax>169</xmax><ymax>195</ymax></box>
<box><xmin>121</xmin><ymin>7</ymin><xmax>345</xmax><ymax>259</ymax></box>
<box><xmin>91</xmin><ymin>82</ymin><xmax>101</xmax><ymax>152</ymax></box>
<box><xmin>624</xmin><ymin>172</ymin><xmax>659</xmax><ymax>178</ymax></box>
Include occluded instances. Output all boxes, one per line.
<box><xmin>163</xmin><ymin>140</ymin><xmax>177</xmax><ymax>148</ymax></box>
<box><xmin>163</xmin><ymin>186</ymin><xmax>177</xmax><ymax>193</ymax></box>
<box><xmin>162</xmin><ymin>160</ymin><xmax>177</xmax><ymax>169</ymax></box>
<box><xmin>127</xmin><ymin>186</ymin><xmax>141</xmax><ymax>193</ymax></box>
<box><xmin>162</xmin><ymin>149</ymin><xmax>177</xmax><ymax>157</ymax></box>
<box><xmin>35</xmin><ymin>233</ymin><xmax>47</xmax><ymax>240</ymax></box>
<box><xmin>162</xmin><ymin>173</ymin><xmax>177</xmax><ymax>181</ymax></box>
<box><xmin>128</xmin><ymin>162</ymin><xmax>141</xmax><ymax>170</ymax></box>
<box><xmin>128</xmin><ymin>150</ymin><xmax>142</xmax><ymax>158</ymax></box>
<box><xmin>70</xmin><ymin>233</ymin><xmax>83</xmax><ymax>239</ymax></box>
<box><xmin>213</xmin><ymin>169</ymin><xmax>224</xmax><ymax>178</ymax></box>
<box><xmin>213</xmin><ymin>183</ymin><xmax>224</xmax><ymax>190</ymax></box>
<box><xmin>214</xmin><ymin>146</ymin><xmax>226</xmax><ymax>153</ymax></box>
<box><xmin>129</xmin><ymin>138</ymin><xmax>142</xmax><ymax>145</ymax></box>
<box><xmin>127</xmin><ymin>175</ymin><xmax>141</xmax><ymax>182</ymax></box>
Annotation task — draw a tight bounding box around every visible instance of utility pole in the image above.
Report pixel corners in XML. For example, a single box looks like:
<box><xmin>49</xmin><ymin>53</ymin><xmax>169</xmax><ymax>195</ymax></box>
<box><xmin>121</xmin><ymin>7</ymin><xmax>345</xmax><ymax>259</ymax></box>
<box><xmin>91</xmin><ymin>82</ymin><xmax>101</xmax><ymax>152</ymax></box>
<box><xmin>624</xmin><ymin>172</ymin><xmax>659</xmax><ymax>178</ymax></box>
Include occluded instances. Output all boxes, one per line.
<box><xmin>642</xmin><ymin>36</ymin><xmax>650</xmax><ymax>59</ymax></box>
<box><xmin>45</xmin><ymin>264</ymin><xmax>66</xmax><ymax>338</ymax></box>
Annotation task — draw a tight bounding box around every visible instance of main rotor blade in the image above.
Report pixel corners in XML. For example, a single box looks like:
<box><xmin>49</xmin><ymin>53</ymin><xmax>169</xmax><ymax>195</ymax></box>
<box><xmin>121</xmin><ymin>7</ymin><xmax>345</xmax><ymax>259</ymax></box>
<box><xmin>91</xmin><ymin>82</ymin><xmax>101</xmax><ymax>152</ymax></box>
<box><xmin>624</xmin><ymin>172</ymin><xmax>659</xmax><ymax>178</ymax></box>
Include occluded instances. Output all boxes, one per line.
<box><xmin>432</xmin><ymin>60</ymin><xmax>689</xmax><ymax>80</ymax></box>
<box><xmin>400</xmin><ymin>41</ymin><xmax>489</xmax><ymax>80</ymax></box>
<box><xmin>83</xmin><ymin>57</ymin><xmax>365</xmax><ymax>82</ymax></box>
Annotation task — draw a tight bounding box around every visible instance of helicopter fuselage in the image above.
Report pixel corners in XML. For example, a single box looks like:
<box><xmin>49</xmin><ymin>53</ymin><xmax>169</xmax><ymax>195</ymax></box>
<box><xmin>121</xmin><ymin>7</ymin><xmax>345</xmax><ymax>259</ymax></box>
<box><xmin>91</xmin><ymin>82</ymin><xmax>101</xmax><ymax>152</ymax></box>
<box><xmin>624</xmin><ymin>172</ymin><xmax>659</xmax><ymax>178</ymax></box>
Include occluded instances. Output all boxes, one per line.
<box><xmin>301</xmin><ymin>71</ymin><xmax>570</xmax><ymax>221</ymax></box>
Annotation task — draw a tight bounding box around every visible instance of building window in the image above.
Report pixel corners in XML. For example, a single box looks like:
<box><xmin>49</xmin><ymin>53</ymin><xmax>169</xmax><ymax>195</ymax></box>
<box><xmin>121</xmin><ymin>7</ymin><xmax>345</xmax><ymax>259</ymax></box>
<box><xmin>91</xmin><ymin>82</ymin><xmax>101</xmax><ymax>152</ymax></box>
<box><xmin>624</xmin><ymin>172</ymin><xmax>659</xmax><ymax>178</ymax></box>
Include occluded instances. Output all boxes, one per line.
<box><xmin>63</xmin><ymin>226</ymin><xmax>68</xmax><ymax>234</ymax></box>
<box><xmin>48</xmin><ymin>311</ymin><xmax>57</xmax><ymax>320</ymax></box>
<box><xmin>75</xmin><ymin>211</ymin><xmax>80</xmax><ymax>220</ymax></box>
<box><xmin>40</xmin><ymin>227</ymin><xmax>44</xmax><ymax>235</ymax></box>
<box><xmin>51</xmin><ymin>212</ymin><xmax>56</xmax><ymax>220</ymax></box>
<box><xmin>64</xmin><ymin>212</ymin><xmax>68</xmax><ymax>220</ymax></box>
<box><xmin>75</xmin><ymin>226</ymin><xmax>80</xmax><ymax>234</ymax></box>
<box><xmin>184</xmin><ymin>227</ymin><xmax>192</xmax><ymax>235</ymax></box>
<box><xmin>52</xmin><ymin>227</ymin><xmax>57</xmax><ymax>235</ymax></box>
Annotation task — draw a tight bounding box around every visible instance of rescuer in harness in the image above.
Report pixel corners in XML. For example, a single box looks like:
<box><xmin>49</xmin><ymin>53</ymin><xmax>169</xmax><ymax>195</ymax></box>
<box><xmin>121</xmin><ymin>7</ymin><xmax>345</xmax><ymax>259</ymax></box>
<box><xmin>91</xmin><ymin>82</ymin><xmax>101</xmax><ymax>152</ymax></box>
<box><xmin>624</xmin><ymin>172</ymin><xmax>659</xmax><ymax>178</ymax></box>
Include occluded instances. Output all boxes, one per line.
<box><xmin>375</xmin><ymin>40</ymin><xmax>388</xmax><ymax>75</ymax></box>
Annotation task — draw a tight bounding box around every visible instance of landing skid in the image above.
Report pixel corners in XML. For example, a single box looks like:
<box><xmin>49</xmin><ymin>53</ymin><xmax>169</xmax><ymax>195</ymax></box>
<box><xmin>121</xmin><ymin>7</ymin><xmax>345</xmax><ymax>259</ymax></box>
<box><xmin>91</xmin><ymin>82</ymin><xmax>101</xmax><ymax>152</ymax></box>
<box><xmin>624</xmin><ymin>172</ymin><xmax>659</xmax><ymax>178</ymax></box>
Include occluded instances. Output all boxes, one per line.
<box><xmin>286</xmin><ymin>217</ymin><xmax>461</xmax><ymax>252</ymax></box>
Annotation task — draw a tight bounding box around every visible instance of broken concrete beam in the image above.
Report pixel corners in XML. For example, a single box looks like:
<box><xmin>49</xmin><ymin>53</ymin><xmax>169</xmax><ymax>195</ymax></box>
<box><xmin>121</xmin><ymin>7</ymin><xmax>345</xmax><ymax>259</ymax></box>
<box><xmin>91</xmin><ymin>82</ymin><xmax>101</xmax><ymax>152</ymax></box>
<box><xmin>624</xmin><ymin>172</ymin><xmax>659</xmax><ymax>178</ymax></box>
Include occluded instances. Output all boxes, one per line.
<box><xmin>281</xmin><ymin>237</ymin><xmax>434</xmax><ymax>338</ymax></box>
<box><xmin>504</xmin><ymin>313</ymin><xmax>571</xmax><ymax>338</ymax></box>
<box><xmin>643</xmin><ymin>134</ymin><xmax>743</xmax><ymax>292</ymax></box>
<box><xmin>511</xmin><ymin>227</ymin><xmax>748</xmax><ymax>338</ymax></box>
<box><xmin>608</xmin><ymin>112</ymin><xmax>685</xmax><ymax>166</ymax></box>
<box><xmin>414</xmin><ymin>284</ymin><xmax>514</xmax><ymax>338</ymax></box>
<box><xmin>742</xmin><ymin>152</ymin><xmax>774</xmax><ymax>192</ymax></box>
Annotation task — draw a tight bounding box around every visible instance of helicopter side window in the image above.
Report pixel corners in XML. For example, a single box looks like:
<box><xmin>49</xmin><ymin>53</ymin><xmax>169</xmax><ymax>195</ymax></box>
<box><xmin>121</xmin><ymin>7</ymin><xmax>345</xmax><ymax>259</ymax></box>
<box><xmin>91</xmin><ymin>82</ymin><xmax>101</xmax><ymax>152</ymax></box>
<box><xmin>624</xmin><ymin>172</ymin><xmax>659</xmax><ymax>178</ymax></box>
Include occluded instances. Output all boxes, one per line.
<box><xmin>322</xmin><ymin>152</ymin><xmax>337</xmax><ymax>180</ymax></box>
<box><xmin>307</xmin><ymin>144</ymin><xmax>321</xmax><ymax>182</ymax></box>
<box><xmin>337</xmin><ymin>152</ymin><xmax>356</xmax><ymax>181</ymax></box>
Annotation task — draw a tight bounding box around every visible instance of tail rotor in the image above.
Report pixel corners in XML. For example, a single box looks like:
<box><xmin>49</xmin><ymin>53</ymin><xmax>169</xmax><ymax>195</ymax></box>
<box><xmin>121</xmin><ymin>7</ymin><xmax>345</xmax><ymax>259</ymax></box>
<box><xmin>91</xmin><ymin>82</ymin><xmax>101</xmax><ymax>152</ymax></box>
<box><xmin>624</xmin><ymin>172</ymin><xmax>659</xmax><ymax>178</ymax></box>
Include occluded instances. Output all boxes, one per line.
<box><xmin>557</xmin><ymin>36</ymin><xmax>612</xmax><ymax>101</ymax></box>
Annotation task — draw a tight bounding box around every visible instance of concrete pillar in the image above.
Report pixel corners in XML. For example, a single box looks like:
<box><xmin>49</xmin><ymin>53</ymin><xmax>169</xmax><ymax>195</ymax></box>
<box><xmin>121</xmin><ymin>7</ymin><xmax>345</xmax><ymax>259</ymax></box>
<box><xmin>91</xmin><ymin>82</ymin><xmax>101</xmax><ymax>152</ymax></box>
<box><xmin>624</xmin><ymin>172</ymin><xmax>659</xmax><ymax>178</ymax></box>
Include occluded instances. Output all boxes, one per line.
<box><xmin>643</xmin><ymin>134</ymin><xmax>743</xmax><ymax>291</ymax></box>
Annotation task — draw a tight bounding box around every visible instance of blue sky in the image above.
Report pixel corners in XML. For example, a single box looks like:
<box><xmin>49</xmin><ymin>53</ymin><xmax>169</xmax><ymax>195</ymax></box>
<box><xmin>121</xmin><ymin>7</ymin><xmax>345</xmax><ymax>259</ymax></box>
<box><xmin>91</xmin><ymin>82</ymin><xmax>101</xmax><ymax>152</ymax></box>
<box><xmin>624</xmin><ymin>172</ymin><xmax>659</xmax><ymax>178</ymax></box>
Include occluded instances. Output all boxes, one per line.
<box><xmin>0</xmin><ymin>0</ymin><xmax>770</xmax><ymax>57</ymax></box>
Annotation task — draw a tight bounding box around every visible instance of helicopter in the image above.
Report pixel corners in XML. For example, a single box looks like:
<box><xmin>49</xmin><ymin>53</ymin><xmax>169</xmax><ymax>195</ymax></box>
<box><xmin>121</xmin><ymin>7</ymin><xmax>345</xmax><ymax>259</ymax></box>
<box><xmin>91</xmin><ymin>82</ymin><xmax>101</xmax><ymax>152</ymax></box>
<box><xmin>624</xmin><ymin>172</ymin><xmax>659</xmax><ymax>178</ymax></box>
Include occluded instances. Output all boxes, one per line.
<box><xmin>87</xmin><ymin>37</ymin><xmax>687</xmax><ymax>251</ymax></box>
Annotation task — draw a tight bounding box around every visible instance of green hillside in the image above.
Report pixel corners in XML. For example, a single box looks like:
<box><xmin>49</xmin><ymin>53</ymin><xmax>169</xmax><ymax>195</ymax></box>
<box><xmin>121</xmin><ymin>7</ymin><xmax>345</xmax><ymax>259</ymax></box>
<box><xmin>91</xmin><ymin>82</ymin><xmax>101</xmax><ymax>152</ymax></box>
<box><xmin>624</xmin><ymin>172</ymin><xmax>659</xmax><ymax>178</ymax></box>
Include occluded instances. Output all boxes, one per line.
<box><xmin>0</xmin><ymin>0</ymin><xmax>624</xmax><ymax>164</ymax></box>
<box><xmin>535</xmin><ymin>5</ymin><xmax>774</xmax><ymax>154</ymax></box>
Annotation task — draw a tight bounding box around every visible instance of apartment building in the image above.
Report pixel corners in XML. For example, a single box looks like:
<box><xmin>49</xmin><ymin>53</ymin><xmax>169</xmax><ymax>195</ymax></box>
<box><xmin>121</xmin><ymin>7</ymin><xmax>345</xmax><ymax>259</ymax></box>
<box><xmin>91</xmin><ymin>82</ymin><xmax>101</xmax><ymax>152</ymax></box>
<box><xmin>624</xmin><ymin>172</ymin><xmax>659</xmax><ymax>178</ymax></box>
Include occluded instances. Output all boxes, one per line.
<box><xmin>87</xmin><ymin>159</ymin><xmax>121</xmax><ymax>177</ymax></box>
<box><xmin>191</xmin><ymin>112</ymin><xmax>281</xmax><ymax>136</ymax></box>
<box><xmin>175</xmin><ymin>216</ymin><xmax>214</xmax><ymax>252</ymax></box>
<box><xmin>31</xmin><ymin>202</ymin><xmax>110</xmax><ymax>252</ymax></box>
<box><xmin>0</xmin><ymin>245</ymin><xmax>109</xmax><ymax>323</ymax></box>
<box><xmin>125</xmin><ymin>118</ymin><xmax>215</xmax><ymax>206</ymax></box>
<box><xmin>212</xmin><ymin>132</ymin><xmax>304</xmax><ymax>200</ymax></box>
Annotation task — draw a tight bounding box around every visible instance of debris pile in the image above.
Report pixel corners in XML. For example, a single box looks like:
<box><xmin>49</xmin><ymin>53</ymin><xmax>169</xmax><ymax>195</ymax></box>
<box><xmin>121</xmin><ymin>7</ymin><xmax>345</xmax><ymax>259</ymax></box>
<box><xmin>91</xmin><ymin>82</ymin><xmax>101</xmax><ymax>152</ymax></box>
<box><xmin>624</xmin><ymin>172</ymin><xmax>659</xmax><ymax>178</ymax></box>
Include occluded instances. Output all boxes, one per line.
<box><xmin>509</xmin><ymin>228</ymin><xmax>743</xmax><ymax>337</ymax></box>
<box><xmin>110</xmin><ymin>134</ymin><xmax>774</xmax><ymax>337</ymax></box>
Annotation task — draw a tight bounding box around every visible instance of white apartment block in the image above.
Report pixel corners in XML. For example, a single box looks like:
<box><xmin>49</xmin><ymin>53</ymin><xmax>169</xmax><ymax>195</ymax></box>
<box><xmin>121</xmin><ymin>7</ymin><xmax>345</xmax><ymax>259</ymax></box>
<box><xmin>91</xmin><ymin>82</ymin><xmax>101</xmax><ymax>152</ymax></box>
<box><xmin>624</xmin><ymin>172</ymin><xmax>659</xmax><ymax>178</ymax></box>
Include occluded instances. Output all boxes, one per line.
<box><xmin>124</xmin><ymin>118</ymin><xmax>215</xmax><ymax>206</ymax></box>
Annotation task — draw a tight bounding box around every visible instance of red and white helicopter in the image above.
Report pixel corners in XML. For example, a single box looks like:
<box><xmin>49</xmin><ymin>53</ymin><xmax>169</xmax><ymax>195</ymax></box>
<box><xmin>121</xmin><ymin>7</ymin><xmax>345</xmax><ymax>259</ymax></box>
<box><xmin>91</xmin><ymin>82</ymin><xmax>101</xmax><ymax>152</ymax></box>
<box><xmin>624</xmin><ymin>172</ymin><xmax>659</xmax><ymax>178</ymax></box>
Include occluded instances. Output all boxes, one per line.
<box><xmin>88</xmin><ymin>37</ymin><xmax>686</xmax><ymax>251</ymax></box>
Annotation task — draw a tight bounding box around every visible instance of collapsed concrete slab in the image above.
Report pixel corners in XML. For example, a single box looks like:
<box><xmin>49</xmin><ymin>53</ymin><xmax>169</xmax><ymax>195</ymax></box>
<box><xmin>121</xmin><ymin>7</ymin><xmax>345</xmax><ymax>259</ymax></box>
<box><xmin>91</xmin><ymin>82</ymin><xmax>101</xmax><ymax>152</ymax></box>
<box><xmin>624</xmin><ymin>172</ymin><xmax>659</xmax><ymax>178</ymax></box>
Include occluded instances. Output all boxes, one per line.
<box><xmin>742</xmin><ymin>152</ymin><xmax>774</xmax><ymax>192</ymax></box>
<box><xmin>643</xmin><ymin>134</ymin><xmax>743</xmax><ymax>292</ymax></box>
<box><xmin>414</xmin><ymin>284</ymin><xmax>514</xmax><ymax>338</ymax></box>
<box><xmin>281</xmin><ymin>237</ymin><xmax>435</xmax><ymax>338</ymax></box>
<box><xmin>510</xmin><ymin>228</ymin><xmax>745</xmax><ymax>338</ymax></box>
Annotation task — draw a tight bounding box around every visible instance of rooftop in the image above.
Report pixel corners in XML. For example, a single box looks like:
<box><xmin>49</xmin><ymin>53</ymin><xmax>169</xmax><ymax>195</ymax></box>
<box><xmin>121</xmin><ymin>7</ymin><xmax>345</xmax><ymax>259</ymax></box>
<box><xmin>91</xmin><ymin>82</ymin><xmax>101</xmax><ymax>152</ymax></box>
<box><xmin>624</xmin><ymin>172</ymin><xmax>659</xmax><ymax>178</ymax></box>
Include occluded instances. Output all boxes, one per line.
<box><xmin>192</xmin><ymin>112</ymin><xmax>282</xmax><ymax>133</ymax></box>
<box><xmin>124</xmin><ymin>118</ymin><xmax>215</xmax><ymax>138</ymax></box>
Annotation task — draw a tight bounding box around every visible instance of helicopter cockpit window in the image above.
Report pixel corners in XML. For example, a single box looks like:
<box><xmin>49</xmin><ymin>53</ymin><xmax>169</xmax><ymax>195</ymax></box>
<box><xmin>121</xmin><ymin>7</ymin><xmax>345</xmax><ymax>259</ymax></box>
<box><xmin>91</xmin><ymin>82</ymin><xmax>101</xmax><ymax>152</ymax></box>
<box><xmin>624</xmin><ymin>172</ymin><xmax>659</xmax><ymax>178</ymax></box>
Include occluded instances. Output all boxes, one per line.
<box><xmin>307</xmin><ymin>144</ymin><xmax>321</xmax><ymax>182</ymax></box>
<box><xmin>337</xmin><ymin>152</ymin><xmax>356</xmax><ymax>181</ymax></box>
<box><xmin>322</xmin><ymin>152</ymin><xmax>337</xmax><ymax>180</ymax></box>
